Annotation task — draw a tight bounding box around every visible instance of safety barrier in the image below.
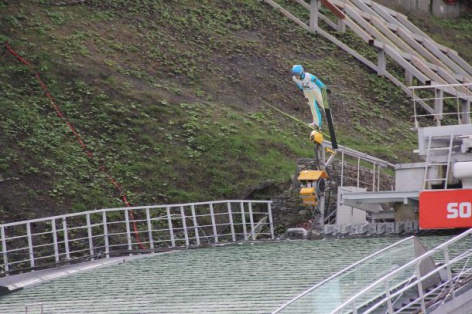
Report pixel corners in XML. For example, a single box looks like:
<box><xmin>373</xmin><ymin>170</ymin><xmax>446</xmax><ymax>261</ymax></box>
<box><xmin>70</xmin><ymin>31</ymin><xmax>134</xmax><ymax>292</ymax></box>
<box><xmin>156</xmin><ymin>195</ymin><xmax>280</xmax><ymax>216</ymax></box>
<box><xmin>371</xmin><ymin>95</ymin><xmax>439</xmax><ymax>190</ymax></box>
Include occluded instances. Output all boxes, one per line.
<box><xmin>411</xmin><ymin>83</ymin><xmax>472</xmax><ymax>127</ymax></box>
<box><xmin>273</xmin><ymin>236</ymin><xmax>419</xmax><ymax>313</ymax></box>
<box><xmin>336</xmin><ymin>145</ymin><xmax>395</xmax><ymax>192</ymax></box>
<box><xmin>274</xmin><ymin>229</ymin><xmax>472</xmax><ymax>313</ymax></box>
<box><xmin>331</xmin><ymin>229</ymin><xmax>472</xmax><ymax>314</ymax></box>
<box><xmin>297</xmin><ymin>142</ymin><xmax>395</xmax><ymax>194</ymax></box>
<box><xmin>0</xmin><ymin>200</ymin><xmax>274</xmax><ymax>277</ymax></box>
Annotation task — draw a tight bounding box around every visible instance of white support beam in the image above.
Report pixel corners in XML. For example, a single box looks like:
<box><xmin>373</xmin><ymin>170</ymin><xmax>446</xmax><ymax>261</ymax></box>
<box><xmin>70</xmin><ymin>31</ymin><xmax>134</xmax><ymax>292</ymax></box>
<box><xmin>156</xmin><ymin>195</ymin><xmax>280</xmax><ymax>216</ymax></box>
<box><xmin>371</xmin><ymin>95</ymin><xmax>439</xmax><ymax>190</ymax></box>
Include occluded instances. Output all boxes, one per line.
<box><xmin>377</xmin><ymin>49</ymin><xmax>386</xmax><ymax>76</ymax></box>
<box><xmin>405</xmin><ymin>70</ymin><xmax>413</xmax><ymax>85</ymax></box>
<box><xmin>343</xmin><ymin>5</ymin><xmax>395</xmax><ymax>47</ymax></box>
<box><xmin>383</xmin><ymin>45</ymin><xmax>430</xmax><ymax>84</ymax></box>
<box><xmin>310</xmin><ymin>0</ymin><xmax>319</xmax><ymax>33</ymax></box>
<box><xmin>434</xmin><ymin>89</ymin><xmax>444</xmax><ymax>122</ymax></box>
<box><xmin>337</xmin><ymin>17</ymin><xmax>346</xmax><ymax>33</ymax></box>
<box><xmin>461</xmin><ymin>99</ymin><xmax>471</xmax><ymax>124</ymax></box>
<box><xmin>446</xmin><ymin>50</ymin><xmax>472</xmax><ymax>77</ymax></box>
<box><xmin>264</xmin><ymin>0</ymin><xmax>311</xmax><ymax>32</ymax></box>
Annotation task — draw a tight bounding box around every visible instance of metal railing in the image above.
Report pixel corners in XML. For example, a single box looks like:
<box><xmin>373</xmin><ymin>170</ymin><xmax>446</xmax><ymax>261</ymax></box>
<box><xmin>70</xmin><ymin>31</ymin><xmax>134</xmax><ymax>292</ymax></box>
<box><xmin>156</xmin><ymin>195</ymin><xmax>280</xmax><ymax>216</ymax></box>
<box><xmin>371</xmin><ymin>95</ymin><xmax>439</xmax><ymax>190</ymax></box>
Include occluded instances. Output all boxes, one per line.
<box><xmin>0</xmin><ymin>200</ymin><xmax>274</xmax><ymax>276</ymax></box>
<box><xmin>303</xmin><ymin>140</ymin><xmax>396</xmax><ymax>193</ymax></box>
<box><xmin>411</xmin><ymin>83</ymin><xmax>472</xmax><ymax>127</ymax></box>
<box><xmin>263</xmin><ymin>0</ymin><xmax>472</xmax><ymax>114</ymax></box>
<box><xmin>272</xmin><ymin>236</ymin><xmax>418</xmax><ymax>313</ymax></box>
<box><xmin>337</xmin><ymin>145</ymin><xmax>395</xmax><ymax>192</ymax></box>
<box><xmin>273</xmin><ymin>230</ymin><xmax>472</xmax><ymax>313</ymax></box>
<box><xmin>331</xmin><ymin>229</ymin><xmax>472</xmax><ymax>313</ymax></box>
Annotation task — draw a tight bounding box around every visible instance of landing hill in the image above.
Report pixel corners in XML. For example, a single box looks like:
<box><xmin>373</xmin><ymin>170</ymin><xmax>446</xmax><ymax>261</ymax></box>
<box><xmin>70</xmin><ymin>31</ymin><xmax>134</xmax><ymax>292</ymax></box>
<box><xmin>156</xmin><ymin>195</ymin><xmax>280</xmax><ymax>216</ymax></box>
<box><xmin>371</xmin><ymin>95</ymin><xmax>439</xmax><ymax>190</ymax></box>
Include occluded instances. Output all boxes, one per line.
<box><xmin>0</xmin><ymin>0</ymin><xmax>470</xmax><ymax>223</ymax></box>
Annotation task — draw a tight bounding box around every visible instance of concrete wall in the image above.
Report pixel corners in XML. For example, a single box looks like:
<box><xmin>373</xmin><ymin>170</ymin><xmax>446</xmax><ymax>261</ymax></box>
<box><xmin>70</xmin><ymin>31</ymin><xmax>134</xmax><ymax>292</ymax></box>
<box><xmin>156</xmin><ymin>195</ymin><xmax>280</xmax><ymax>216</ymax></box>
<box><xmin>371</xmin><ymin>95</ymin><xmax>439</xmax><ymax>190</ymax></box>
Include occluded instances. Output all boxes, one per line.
<box><xmin>374</xmin><ymin>0</ymin><xmax>463</xmax><ymax>18</ymax></box>
<box><xmin>336</xmin><ymin>187</ymin><xmax>368</xmax><ymax>225</ymax></box>
<box><xmin>394</xmin><ymin>203</ymin><xmax>418</xmax><ymax>222</ymax></box>
<box><xmin>395</xmin><ymin>162</ymin><xmax>426</xmax><ymax>191</ymax></box>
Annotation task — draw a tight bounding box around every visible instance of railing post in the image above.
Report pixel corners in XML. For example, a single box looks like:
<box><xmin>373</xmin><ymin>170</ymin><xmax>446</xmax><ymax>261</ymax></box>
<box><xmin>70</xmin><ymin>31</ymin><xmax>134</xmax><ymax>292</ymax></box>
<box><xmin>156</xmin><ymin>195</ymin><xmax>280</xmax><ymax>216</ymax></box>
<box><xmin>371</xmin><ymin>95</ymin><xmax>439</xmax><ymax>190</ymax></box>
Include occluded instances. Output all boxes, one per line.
<box><xmin>357</xmin><ymin>157</ymin><xmax>361</xmax><ymax>189</ymax></box>
<box><xmin>180</xmin><ymin>206</ymin><xmax>189</xmax><ymax>247</ymax></box>
<box><xmin>124</xmin><ymin>209</ymin><xmax>132</xmax><ymax>251</ymax></box>
<box><xmin>415</xmin><ymin>263</ymin><xmax>427</xmax><ymax>314</ymax></box>
<box><xmin>268</xmin><ymin>202</ymin><xmax>275</xmax><ymax>239</ymax></box>
<box><xmin>51</xmin><ymin>219</ymin><xmax>59</xmax><ymax>263</ymax></box>
<box><xmin>102</xmin><ymin>211</ymin><xmax>109</xmax><ymax>258</ymax></box>
<box><xmin>1</xmin><ymin>225</ymin><xmax>8</xmax><ymax>274</ymax></box>
<box><xmin>86</xmin><ymin>213</ymin><xmax>94</xmax><ymax>259</ymax></box>
<box><xmin>241</xmin><ymin>203</ymin><xmax>248</xmax><ymax>240</ymax></box>
<box><xmin>166</xmin><ymin>206</ymin><xmax>175</xmax><ymax>247</ymax></box>
<box><xmin>249</xmin><ymin>202</ymin><xmax>255</xmax><ymax>240</ymax></box>
<box><xmin>443</xmin><ymin>248</ymin><xmax>456</xmax><ymax>298</ymax></box>
<box><xmin>191</xmin><ymin>204</ymin><xmax>200</xmax><ymax>246</ymax></box>
<box><xmin>434</xmin><ymin>88</ymin><xmax>444</xmax><ymax>125</ymax></box>
<box><xmin>378</xmin><ymin>165</ymin><xmax>381</xmax><ymax>191</ymax></box>
<box><xmin>385</xmin><ymin>281</ymin><xmax>393</xmax><ymax>313</ymax></box>
<box><xmin>461</xmin><ymin>98</ymin><xmax>470</xmax><ymax>124</ymax></box>
<box><xmin>209</xmin><ymin>203</ymin><xmax>218</xmax><ymax>243</ymax></box>
<box><xmin>27</xmin><ymin>222</ymin><xmax>34</xmax><ymax>268</ymax></box>
<box><xmin>146</xmin><ymin>207</ymin><xmax>154</xmax><ymax>250</ymax></box>
<box><xmin>340</xmin><ymin>150</ymin><xmax>345</xmax><ymax>190</ymax></box>
<box><xmin>309</xmin><ymin>0</ymin><xmax>319</xmax><ymax>33</ymax></box>
<box><xmin>227</xmin><ymin>202</ymin><xmax>236</xmax><ymax>242</ymax></box>
<box><xmin>63</xmin><ymin>218</ymin><xmax>70</xmax><ymax>260</ymax></box>
<box><xmin>372</xmin><ymin>163</ymin><xmax>377</xmax><ymax>192</ymax></box>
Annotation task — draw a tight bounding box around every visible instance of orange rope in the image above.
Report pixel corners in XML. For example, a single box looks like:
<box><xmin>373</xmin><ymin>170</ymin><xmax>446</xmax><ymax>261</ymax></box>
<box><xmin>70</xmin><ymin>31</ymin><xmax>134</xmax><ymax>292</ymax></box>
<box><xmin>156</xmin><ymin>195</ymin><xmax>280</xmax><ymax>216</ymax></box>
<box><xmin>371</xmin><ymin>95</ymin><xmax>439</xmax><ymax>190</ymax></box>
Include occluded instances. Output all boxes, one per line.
<box><xmin>4</xmin><ymin>42</ymin><xmax>145</xmax><ymax>250</ymax></box>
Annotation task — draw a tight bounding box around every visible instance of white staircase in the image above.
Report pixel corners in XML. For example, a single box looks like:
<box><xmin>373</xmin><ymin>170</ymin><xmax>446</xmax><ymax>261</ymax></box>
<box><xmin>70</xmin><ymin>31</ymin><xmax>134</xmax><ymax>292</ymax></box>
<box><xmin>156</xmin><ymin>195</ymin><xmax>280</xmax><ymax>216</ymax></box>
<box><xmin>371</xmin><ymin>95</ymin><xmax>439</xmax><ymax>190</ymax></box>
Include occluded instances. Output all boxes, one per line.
<box><xmin>422</xmin><ymin>133</ymin><xmax>454</xmax><ymax>189</ymax></box>
<box><xmin>263</xmin><ymin>0</ymin><xmax>472</xmax><ymax>117</ymax></box>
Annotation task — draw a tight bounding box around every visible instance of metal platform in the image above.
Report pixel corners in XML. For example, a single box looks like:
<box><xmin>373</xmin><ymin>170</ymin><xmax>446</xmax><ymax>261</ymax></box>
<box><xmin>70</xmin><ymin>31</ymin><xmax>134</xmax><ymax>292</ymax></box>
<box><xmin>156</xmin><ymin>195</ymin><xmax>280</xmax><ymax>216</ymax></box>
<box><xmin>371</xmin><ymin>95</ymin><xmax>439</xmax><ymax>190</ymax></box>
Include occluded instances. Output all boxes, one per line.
<box><xmin>341</xmin><ymin>190</ymin><xmax>419</xmax><ymax>213</ymax></box>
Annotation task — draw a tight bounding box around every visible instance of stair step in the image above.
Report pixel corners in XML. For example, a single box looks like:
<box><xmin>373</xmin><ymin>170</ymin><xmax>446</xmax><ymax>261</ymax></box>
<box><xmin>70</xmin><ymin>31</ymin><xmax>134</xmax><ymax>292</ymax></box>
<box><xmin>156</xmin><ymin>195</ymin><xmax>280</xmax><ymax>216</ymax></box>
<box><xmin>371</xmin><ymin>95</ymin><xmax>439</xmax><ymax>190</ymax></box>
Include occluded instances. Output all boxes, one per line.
<box><xmin>427</xmin><ymin>147</ymin><xmax>451</xmax><ymax>151</ymax></box>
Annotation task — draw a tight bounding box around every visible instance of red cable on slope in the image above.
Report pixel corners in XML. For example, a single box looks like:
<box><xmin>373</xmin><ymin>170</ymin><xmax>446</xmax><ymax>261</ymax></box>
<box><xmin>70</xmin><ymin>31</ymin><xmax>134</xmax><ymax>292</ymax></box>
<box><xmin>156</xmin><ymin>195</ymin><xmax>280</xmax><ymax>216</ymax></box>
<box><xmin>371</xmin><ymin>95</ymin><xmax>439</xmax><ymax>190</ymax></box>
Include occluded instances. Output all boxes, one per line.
<box><xmin>4</xmin><ymin>42</ymin><xmax>145</xmax><ymax>250</ymax></box>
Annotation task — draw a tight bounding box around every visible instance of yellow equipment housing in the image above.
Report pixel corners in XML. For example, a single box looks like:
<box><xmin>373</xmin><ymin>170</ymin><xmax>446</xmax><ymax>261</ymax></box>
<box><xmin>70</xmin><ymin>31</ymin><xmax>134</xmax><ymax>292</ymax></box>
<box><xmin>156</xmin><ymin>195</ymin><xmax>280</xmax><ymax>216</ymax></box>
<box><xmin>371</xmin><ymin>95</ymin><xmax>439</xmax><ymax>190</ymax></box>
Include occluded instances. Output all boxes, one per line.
<box><xmin>300</xmin><ymin>187</ymin><xmax>317</xmax><ymax>206</ymax></box>
<box><xmin>298</xmin><ymin>170</ymin><xmax>329</xmax><ymax>206</ymax></box>
<box><xmin>310</xmin><ymin>130</ymin><xmax>324</xmax><ymax>145</ymax></box>
<box><xmin>298</xmin><ymin>170</ymin><xmax>329</xmax><ymax>181</ymax></box>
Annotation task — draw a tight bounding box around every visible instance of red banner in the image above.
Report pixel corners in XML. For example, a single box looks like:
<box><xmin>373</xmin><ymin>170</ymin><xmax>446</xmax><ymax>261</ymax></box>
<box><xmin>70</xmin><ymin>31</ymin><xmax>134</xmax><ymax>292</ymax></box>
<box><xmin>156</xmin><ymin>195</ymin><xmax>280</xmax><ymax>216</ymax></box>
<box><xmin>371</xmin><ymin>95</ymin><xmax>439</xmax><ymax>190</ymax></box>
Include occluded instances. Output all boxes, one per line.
<box><xmin>420</xmin><ymin>189</ymin><xmax>472</xmax><ymax>229</ymax></box>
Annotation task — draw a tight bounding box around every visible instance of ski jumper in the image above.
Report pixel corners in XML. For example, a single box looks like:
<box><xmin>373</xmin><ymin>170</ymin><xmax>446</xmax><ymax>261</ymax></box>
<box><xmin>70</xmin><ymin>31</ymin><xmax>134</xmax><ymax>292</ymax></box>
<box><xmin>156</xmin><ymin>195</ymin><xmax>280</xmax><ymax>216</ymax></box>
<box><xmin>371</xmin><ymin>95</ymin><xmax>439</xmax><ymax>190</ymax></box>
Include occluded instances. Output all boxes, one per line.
<box><xmin>293</xmin><ymin>73</ymin><xmax>326</xmax><ymax>128</ymax></box>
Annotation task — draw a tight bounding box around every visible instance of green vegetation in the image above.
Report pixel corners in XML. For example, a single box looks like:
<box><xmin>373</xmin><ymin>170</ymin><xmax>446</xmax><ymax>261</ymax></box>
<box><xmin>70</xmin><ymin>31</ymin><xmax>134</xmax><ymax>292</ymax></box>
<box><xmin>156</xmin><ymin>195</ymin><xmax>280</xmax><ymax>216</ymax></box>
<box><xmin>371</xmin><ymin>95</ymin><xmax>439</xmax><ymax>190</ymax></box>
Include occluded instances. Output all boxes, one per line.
<box><xmin>0</xmin><ymin>1</ymin><xmax>469</xmax><ymax>223</ymax></box>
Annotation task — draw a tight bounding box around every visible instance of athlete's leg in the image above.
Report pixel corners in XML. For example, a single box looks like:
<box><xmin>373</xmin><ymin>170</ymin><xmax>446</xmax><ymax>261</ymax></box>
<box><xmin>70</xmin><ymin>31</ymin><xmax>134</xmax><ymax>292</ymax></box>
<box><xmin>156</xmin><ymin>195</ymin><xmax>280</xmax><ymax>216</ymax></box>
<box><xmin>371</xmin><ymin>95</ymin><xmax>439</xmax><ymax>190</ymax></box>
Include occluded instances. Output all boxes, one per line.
<box><xmin>313</xmin><ymin>88</ymin><xmax>325</xmax><ymax>110</ymax></box>
<box><xmin>310</xmin><ymin>99</ymin><xmax>322</xmax><ymax>129</ymax></box>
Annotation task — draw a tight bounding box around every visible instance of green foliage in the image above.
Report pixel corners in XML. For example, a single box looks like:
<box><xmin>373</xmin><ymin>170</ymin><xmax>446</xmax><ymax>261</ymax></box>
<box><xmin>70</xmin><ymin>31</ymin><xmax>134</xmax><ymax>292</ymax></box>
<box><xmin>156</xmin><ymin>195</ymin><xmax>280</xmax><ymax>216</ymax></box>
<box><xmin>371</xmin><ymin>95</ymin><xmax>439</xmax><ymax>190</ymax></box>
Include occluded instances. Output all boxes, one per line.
<box><xmin>0</xmin><ymin>0</ymin><xmax>468</xmax><ymax>223</ymax></box>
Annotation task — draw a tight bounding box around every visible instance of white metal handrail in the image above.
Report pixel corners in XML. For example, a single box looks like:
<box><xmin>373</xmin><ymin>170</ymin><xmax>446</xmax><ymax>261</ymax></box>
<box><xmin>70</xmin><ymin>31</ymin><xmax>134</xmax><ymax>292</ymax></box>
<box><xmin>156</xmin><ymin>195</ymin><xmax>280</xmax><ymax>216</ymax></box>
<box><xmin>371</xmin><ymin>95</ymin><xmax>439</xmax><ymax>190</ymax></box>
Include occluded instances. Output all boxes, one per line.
<box><xmin>411</xmin><ymin>83</ymin><xmax>472</xmax><ymax>127</ymax></box>
<box><xmin>0</xmin><ymin>200</ymin><xmax>274</xmax><ymax>276</ymax></box>
<box><xmin>272</xmin><ymin>236</ymin><xmax>416</xmax><ymax>313</ymax></box>
<box><xmin>307</xmin><ymin>138</ymin><xmax>396</xmax><ymax>193</ymax></box>
<box><xmin>273</xmin><ymin>230</ymin><xmax>472</xmax><ymax>313</ymax></box>
<box><xmin>390</xmin><ymin>254</ymin><xmax>472</xmax><ymax>314</ymax></box>
<box><xmin>359</xmin><ymin>249</ymin><xmax>472</xmax><ymax>314</ymax></box>
<box><xmin>331</xmin><ymin>229</ymin><xmax>472</xmax><ymax>314</ymax></box>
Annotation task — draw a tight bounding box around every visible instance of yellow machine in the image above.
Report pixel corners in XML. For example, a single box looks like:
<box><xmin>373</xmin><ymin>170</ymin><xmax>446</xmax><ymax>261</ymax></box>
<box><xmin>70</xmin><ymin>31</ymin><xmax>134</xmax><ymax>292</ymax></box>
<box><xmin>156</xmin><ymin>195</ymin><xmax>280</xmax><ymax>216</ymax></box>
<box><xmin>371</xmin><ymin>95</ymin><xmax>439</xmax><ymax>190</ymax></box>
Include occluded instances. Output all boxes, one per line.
<box><xmin>310</xmin><ymin>130</ymin><xmax>324</xmax><ymax>145</ymax></box>
<box><xmin>298</xmin><ymin>130</ymin><xmax>336</xmax><ymax>207</ymax></box>
<box><xmin>298</xmin><ymin>170</ymin><xmax>329</xmax><ymax>206</ymax></box>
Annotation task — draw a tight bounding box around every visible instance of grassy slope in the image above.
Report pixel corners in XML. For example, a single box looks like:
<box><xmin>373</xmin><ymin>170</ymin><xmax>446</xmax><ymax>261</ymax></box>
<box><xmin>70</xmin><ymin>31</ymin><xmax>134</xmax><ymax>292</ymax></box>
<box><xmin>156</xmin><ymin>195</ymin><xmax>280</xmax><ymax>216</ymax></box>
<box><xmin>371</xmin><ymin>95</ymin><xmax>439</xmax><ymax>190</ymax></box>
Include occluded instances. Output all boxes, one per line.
<box><xmin>0</xmin><ymin>0</ymin><xmax>470</xmax><ymax>223</ymax></box>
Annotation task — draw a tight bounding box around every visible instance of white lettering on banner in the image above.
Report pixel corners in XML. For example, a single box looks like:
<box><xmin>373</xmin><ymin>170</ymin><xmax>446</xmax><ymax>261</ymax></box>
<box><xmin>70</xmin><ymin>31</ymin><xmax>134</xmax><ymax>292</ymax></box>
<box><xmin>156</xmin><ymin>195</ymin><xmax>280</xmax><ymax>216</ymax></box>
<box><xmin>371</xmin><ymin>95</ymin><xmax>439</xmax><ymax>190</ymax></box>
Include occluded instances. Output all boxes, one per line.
<box><xmin>447</xmin><ymin>202</ymin><xmax>472</xmax><ymax>219</ymax></box>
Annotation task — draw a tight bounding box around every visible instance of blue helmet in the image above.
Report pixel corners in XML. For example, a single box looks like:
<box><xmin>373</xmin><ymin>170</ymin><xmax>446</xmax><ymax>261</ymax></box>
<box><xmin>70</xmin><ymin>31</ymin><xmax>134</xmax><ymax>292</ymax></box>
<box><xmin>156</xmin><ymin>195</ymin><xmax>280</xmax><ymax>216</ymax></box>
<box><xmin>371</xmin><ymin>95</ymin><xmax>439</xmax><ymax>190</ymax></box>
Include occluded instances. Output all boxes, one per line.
<box><xmin>292</xmin><ymin>65</ymin><xmax>304</xmax><ymax>76</ymax></box>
